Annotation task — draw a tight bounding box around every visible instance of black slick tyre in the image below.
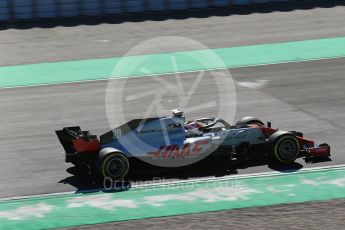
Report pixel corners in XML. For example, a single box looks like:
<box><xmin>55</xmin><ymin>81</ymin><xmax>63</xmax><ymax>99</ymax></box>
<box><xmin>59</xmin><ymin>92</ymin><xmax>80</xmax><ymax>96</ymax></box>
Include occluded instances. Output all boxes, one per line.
<box><xmin>97</xmin><ymin>152</ymin><xmax>130</xmax><ymax>180</ymax></box>
<box><xmin>236</xmin><ymin>116</ymin><xmax>264</xmax><ymax>126</ymax></box>
<box><xmin>268</xmin><ymin>131</ymin><xmax>300</xmax><ymax>164</ymax></box>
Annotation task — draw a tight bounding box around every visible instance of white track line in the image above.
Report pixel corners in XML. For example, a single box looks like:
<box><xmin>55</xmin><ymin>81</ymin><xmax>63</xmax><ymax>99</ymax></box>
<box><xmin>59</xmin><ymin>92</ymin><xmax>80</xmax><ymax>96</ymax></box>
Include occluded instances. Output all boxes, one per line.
<box><xmin>0</xmin><ymin>164</ymin><xmax>344</xmax><ymax>202</ymax></box>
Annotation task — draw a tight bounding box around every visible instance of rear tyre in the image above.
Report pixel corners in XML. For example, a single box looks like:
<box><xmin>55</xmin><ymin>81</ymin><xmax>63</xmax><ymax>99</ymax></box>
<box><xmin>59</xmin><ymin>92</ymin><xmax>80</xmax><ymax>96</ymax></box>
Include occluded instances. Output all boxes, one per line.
<box><xmin>268</xmin><ymin>131</ymin><xmax>300</xmax><ymax>164</ymax></box>
<box><xmin>98</xmin><ymin>152</ymin><xmax>130</xmax><ymax>180</ymax></box>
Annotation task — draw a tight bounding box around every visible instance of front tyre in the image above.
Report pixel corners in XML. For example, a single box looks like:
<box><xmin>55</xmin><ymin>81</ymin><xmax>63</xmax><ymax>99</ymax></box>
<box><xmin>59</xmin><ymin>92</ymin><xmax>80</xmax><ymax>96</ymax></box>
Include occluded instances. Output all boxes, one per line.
<box><xmin>236</xmin><ymin>116</ymin><xmax>264</xmax><ymax>126</ymax></box>
<box><xmin>268</xmin><ymin>131</ymin><xmax>300</xmax><ymax>164</ymax></box>
<box><xmin>98</xmin><ymin>152</ymin><xmax>130</xmax><ymax>180</ymax></box>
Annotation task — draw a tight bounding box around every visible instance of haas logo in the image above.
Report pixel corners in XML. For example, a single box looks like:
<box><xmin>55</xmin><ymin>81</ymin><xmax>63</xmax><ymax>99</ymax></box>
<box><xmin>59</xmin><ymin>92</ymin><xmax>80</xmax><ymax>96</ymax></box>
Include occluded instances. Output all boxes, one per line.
<box><xmin>148</xmin><ymin>140</ymin><xmax>209</xmax><ymax>159</ymax></box>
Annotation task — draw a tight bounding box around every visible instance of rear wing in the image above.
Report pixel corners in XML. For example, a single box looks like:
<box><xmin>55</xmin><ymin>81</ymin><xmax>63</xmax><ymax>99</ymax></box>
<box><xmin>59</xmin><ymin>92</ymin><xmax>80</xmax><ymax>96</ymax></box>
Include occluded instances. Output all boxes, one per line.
<box><xmin>55</xmin><ymin>126</ymin><xmax>101</xmax><ymax>154</ymax></box>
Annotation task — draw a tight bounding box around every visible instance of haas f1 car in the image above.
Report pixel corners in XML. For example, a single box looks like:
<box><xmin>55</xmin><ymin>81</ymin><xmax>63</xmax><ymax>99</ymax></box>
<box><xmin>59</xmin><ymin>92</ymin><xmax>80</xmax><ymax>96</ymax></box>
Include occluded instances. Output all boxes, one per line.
<box><xmin>56</xmin><ymin>110</ymin><xmax>330</xmax><ymax>180</ymax></box>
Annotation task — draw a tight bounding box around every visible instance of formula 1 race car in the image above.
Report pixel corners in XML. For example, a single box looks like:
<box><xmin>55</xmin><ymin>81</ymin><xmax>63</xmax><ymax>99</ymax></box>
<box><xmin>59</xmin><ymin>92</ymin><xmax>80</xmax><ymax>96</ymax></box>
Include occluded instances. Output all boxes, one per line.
<box><xmin>56</xmin><ymin>110</ymin><xmax>330</xmax><ymax>180</ymax></box>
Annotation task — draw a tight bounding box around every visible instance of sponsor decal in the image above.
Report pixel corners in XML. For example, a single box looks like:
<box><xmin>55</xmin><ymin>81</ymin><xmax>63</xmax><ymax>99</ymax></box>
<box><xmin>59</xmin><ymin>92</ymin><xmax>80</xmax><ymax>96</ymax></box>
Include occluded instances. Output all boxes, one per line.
<box><xmin>148</xmin><ymin>140</ymin><xmax>209</xmax><ymax>159</ymax></box>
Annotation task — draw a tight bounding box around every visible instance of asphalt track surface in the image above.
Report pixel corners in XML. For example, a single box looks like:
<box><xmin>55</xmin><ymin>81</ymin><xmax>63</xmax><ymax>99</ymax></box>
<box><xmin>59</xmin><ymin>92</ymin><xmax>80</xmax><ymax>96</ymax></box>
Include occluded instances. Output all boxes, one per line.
<box><xmin>0</xmin><ymin>57</ymin><xmax>344</xmax><ymax>198</ymax></box>
<box><xmin>1</xmin><ymin>0</ymin><xmax>345</xmax><ymax>66</ymax></box>
<box><xmin>0</xmin><ymin>1</ymin><xmax>345</xmax><ymax>199</ymax></box>
<box><xmin>1</xmin><ymin>1</ymin><xmax>345</xmax><ymax>229</ymax></box>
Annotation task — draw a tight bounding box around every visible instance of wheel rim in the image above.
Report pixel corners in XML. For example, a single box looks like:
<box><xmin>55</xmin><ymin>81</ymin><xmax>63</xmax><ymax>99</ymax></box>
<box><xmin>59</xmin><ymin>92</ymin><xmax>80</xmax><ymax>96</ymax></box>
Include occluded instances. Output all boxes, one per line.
<box><xmin>106</xmin><ymin>158</ymin><xmax>126</xmax><ymax>179</ymax></box>
<box><xmin>279</xmin><ymin>140</ymin><xmax>298</xmax><ymax>160</ymax></box>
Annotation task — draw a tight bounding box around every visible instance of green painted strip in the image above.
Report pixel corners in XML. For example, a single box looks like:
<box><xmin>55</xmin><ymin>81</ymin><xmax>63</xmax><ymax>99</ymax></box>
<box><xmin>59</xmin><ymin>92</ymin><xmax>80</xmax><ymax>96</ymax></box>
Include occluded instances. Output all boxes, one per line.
<box><xmin>1</xmin><ymin>36</ymin><xmax>345</xmax><ymax>88</ymax></box>
<box><xmin>1</xmin><ymin>167</ymin><xmax>345</xmax><ymax>229</ymax></box>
